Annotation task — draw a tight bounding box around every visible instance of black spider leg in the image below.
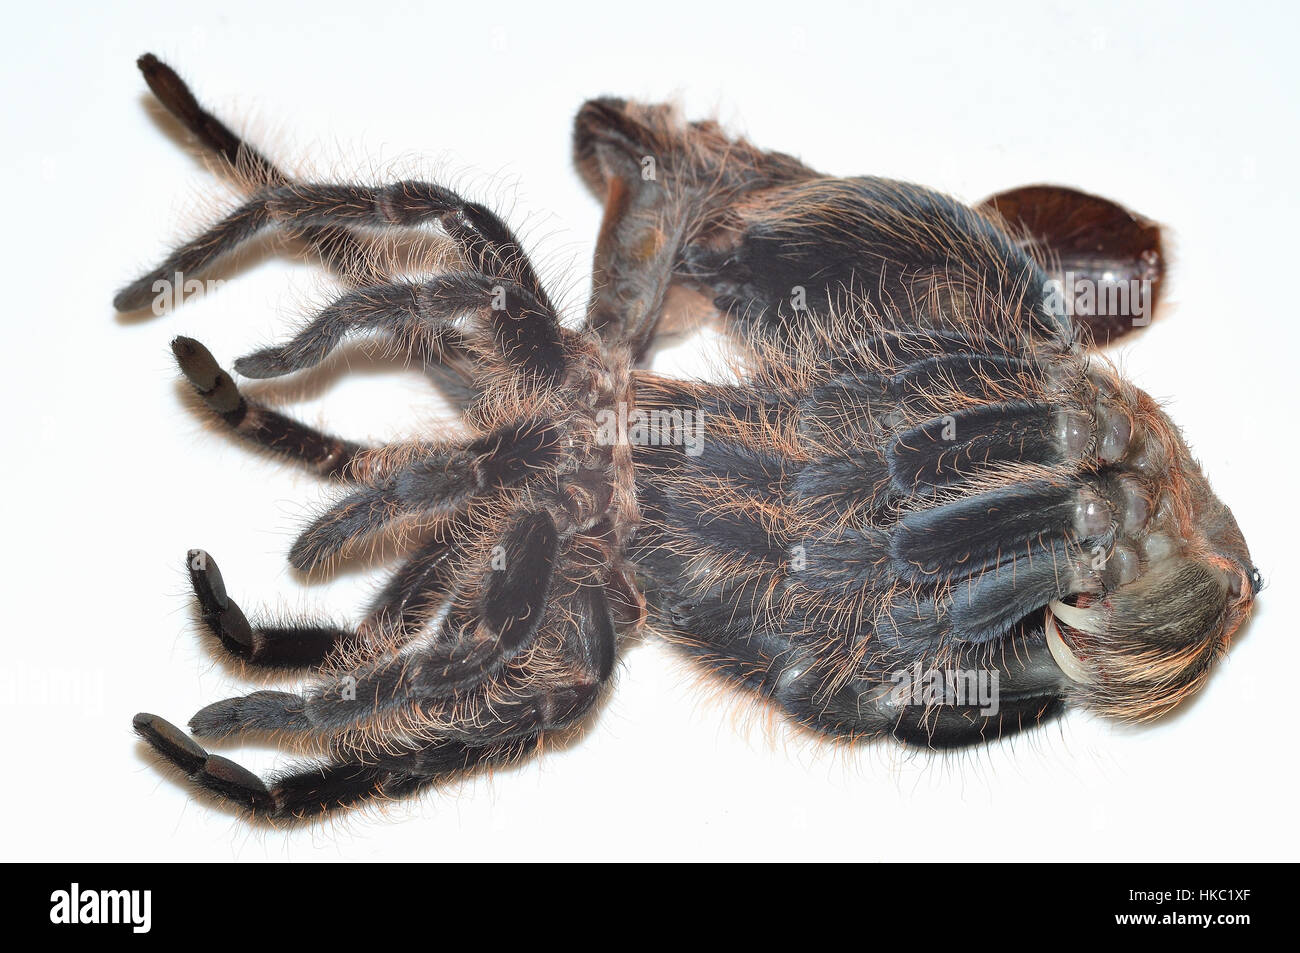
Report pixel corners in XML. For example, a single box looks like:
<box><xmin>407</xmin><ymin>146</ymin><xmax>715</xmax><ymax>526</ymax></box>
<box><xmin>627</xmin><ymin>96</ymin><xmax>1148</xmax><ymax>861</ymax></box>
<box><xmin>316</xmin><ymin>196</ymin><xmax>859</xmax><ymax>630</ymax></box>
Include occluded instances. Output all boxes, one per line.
<box><xmin>172</xmin><ymin>336</ymin><xmax>364</xmax><ymax>478</ymax></box>
<box><xmin>192</xmin><ymin>510</ymin><xmax>564</xmax><ymax>741</ymax></box>
<box><xmin>164</xmin><ymin>312</ymin><xmax>524</xmax><ymax>671</ymax></box>
<box><xmin>164</xmin><ymin>216</ymin><xmax>569</xmax><ymax>681</ymax></box>
<box><xmin>629</xmin><ymin>449</ymin><xmax>877</xmax><ymax>736</ymax></box>
<box><xmin>799</xmin><ymin>495</ymin><xmax>1079</xmax><ymax>746</ymax></box>
<box><xmin>133</xmin><ymin>712</ymin><xmax>536</xmax><ymax>819</ymax></box>
<box><xmin>147</xmin><ymin>512</ymin><xmax>618</xmax><ymax>780</ymax></box>
<box><xmin>230</xmin><ymin>274</ymin><xmax>564</xmax><ymax>386</ymax></box>
<box><xmin>133</xmin><ymin>53</ymin><xmax>380</xmax><ymax>288</ymax></box>
<box><xmin>178</xmin><ymin>270</ymin><xmax>567</xmax><ymax>662</ymax></box>
<box><xmin>113</xmin><ymin>176</ymin><xmax>552</xmax><ymax>314</ymax></box>
<box><xmin>870</xmin><ymin>621</ymin><xmax>1069</xmax><ymax>750</ymax></box>
<box><xmin>139</xmin><ymin>474</ymin><xmax>611</xmax><ymax>819</ymax></box>
<box><xmin>362</xmin><ymin>526</ymin><xmax>466</xmax><ymax>639</ymax></box>
<box><xmin>186</xmin><ymin>523</ymin><xmax>466</xmax><ymax>669</ymax></box>
<box><xmin>271</xmin><ymin>735</ymin><xmax>538</xmax><ymax>819</ymax></box>
<box><xmin>637</xmin><ymin>486</ymin><xmax>1072</xmax><ymax>747</ymax></box>
<box><xmin>185</xmin><ymin>549</ymin><xmax>349</xmax><ymax>668</ymax></box>
<box><xmin>123</xmin><ymin>57</ymin><xmax>563</xmax><ymax>471</ymax></box>
<box><xmin>127</xmin><ymin>53</ymin><xmax>524</xmax><ymax>410</ymax></box>
<box><xmin>136</xmin><ymin>573</ymin><xmax>611</xmax><ymax>819</ymax></box>
<box><xmin>166</xmin><ymin>242</ymin><xmax>560</xmax><ymax>478</ymax></box>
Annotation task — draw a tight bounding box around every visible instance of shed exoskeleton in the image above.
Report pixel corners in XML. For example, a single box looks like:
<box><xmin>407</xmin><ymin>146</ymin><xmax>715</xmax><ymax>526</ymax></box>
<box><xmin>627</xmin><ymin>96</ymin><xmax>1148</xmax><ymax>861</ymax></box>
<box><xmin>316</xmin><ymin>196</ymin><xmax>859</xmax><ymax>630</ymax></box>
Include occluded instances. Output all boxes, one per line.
<box><xmin>123</xmin><ymin>58</ymin><xmax>1257</xmax><ymax>819</ymax></box>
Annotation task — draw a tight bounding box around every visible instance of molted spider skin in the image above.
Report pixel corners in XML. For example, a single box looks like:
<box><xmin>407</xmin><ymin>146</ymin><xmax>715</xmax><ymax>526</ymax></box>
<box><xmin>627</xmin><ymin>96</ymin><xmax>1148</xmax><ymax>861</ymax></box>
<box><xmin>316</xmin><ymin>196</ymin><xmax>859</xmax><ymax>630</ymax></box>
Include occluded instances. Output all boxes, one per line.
<box><xmin>123</xmin><ymin>58</ymin><xmax>1257</xmax><ymax>819</ymax></box>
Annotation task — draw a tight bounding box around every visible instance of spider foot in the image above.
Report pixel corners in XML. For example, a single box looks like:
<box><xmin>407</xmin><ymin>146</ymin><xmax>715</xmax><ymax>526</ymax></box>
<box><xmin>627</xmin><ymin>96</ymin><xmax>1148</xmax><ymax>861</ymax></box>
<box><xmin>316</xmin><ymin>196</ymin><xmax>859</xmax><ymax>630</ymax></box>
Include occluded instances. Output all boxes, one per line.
<box><xmin>171</xmin><ymin>336</ymin><xmax>243</xmax><ymax>421</ymax></box>
<box><xmin>186</xmin><ymin>549</ymin><xmax>254</xmax><ymax>659</ymax></box>
<box><xmin>186</xmin><ymin>550</ymin><xmax>353</xmax><ymax>668</ymax></box>
<box><xmin>133</xmin><ymin>713</ymin><xmax>276</xmax><ymax>814</ymax></box>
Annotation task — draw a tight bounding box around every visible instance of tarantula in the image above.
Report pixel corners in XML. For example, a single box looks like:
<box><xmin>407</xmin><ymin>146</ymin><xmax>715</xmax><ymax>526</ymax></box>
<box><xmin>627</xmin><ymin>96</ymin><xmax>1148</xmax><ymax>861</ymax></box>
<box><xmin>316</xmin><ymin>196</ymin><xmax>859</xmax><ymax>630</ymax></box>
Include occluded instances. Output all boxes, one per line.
<box><xmin>124</xmin><ymin>55</ymin><xmax>1259</xmax><ymax>819</ymax></box>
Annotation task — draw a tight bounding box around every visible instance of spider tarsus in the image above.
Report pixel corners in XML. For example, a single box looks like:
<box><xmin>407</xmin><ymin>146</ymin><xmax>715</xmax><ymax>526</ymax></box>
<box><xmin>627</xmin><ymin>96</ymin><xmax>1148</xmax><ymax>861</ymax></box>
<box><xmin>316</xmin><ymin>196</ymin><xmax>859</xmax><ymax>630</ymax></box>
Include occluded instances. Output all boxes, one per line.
<box><xmin>136</xmin><ymin>52</ymin><xmax>171</xmax><ymax>88</ymax></box>
<box><xmin>287</xmin><ymin>524</ymin><xmax>343</xmax><ymax>574</ymax></box>
<box><xmin>231</xmin><ymin>348</ymin><xmax>291</xmax><ymax>379</ymax></box>
<box><xmin>135</xmin><ymin>54</ymin><xmax>205</xmax><ymax>130</ymax></box>
<box><xmin>186</xmin><ymin>548</ymin><xmax>228</xmax><ymax>607</ymax></box>
<box><xmin>135</xmin><ymin>53</ymin><xmax>188</xmax><ymax>113</ymax></box>
<box><xmin>133</xmin><ymin>712</ymin><xmax>207</xmax><ymax>773</ymax></box>
<box><xmin>169</xmin><ymin>335</ymin><xmax>216</xmax><ymax>384</ymax></box>
<box><xmin>187</xmin><ymin>551</ymin><xmax>356</xmax><ymax>667</ymax></box>
<box><xmin>133</xmin><ymin>712</ymin><xmax>278</xmax><ymax>814</ymax></box>
<box><xmin>186</xmin><ymin>549</ymin><xmax>256</xmax><ymax>658</ymax></box>
<box><xmin>189</xmin><ymin>691</ymin><xmax>307</xmax><ymax>738</ymax></box>
<box><xmin>171</xmin><ymin>336</ymin><xmax>246</xmax><ymax>420</ymax></box>
<box><xmin>112</xmin><ymin>282</ymin><xmax>154</xmax><ymax>314</ymax></box>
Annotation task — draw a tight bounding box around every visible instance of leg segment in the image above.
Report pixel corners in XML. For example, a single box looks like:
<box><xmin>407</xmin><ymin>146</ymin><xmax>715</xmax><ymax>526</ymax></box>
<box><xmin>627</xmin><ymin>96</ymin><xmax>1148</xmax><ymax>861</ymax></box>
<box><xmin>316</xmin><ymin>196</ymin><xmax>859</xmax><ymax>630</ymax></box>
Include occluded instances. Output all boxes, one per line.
<box><xmin>288</xmin><ymin>423</ymin><xmax>561</xmax><ymax>572</ymax></box>
<box><xmin>187</xmin><ymin>550</ymin><xmax>353</xmax><ymax>668</ymax></box>
<box><xmin>200</xmin><ymin>510</ymin><xmax>564</xmax><ymax>741</ymax></box>
<box><xmin>134</xmin><ymin>546</ymin><xmax>611</xmax><ymax>819</ymax></box>
<box><xmin>634</xmin><ymin>338</ymin><xmax>1092</xmax><ymax>746</ymax></box>
<box><xmin>134</xmin><ymin>53</ymin><xmax>379</xmax><ymax>287</ymax></box>
<box><xmin>232</xmin><ymin>274</ymin><xmax>567</xmax><ymax>386</ymax></box>
<box><xmin>172</xmin><ymin>336</ymin><xmax>364</xmax><ymax>478</ymax></box>
<box><xmin>574</xmin><ymin>98</ymin><xmax>812</xmax><ymax>357</ymax></box>
<box><xmin>114</xmin><ymin>179</ymin><xmax>551</xmax><ymax>314</ymax></box>
<box><xmin>362</xmin><ymin>529</ymin><xmax>464</xmax><ymax>638</ymax></box>
<box><xmin>655</xmin><ymin>584</ymin><xmax>1068</xmax><ymax>748</ymax></box>
<box><xmin>186</xmin><ymin>515</ymin><xmax>477</xmax><ymax>671</ymax></box>
<box><xmin>133</xmin><ymin>712</ymin><xmax>536</xmax><ymax>819</ymax></box>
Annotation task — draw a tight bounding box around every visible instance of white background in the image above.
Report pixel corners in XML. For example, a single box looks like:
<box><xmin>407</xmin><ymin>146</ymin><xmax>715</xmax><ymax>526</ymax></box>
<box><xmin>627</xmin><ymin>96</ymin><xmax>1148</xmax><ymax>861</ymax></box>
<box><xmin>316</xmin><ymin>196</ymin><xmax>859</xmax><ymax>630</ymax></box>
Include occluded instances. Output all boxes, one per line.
<box><xmin>2</xmin><ymin>0</ymin><xmax>1297</xmax><ymax>861</ymax></box>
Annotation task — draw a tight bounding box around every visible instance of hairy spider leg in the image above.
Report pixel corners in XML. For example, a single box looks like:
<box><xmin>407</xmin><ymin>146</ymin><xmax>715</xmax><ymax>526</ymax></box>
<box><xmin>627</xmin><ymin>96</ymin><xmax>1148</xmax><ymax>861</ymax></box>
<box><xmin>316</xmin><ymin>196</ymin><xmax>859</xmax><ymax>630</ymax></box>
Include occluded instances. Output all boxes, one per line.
<box><xmin>134</xmin><ymin>53</ymin><xmax>380</xmax><ymax>286</ymax></box>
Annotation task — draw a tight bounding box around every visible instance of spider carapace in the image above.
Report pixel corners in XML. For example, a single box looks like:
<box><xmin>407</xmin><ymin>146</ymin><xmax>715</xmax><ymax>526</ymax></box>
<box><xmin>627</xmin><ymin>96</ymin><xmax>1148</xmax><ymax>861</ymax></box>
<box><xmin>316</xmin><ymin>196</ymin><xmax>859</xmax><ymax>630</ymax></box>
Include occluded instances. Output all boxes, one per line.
<box><xmin>122</xmin><ymin>56</ymin><xmax>1258</xmax><ymax>820</ymax></box>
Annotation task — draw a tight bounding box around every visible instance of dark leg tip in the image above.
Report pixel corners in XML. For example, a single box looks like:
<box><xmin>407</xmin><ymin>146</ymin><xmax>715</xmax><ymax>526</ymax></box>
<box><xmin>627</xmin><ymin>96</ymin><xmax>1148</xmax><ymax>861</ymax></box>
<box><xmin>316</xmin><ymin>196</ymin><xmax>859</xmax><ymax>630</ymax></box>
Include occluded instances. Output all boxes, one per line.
<box><xmin>232</xmin><ymin>349</ymin><xmax>291</xmax><ymax>379</ymax></box>
<box><xmin>186</xmin><ymin>549</ymin><xmax>256</xmax><ymax>658</ymax></box>
<box><xmin>190</xmin><ymin>691</ymin><xmax>305</xmax><ymax>738</ymax></box>
<box><xmin>170</xmin><ymin>335</ymin><xmax>218</xmax><ymax>385</ymax></box>
<box><xmin>287</xmin><ymin>537</ymin><xmax>324</xmax><ymax>574</ymax></box>
<box><xmin>186</xmin><ymin>549</ymin><xmax>227</xmax><ymax>610</ymax></box>
<box><xmin>113</xmin><ymin>283</ymin><xmax>153</xmax><ymax>313</ymax></box>
<box><xmin>171</xmin><ymin>337</ymin><xmax>245</xmax><ymax>417</ymax></box>
<box><xmin>133</xmin><ymin>712</ymin><xmax>208</xmax><ymax>773</ymax></box>
<box><xmin>189</xmin><ymin>698</ymin><xmax>241</xmax><ymax>737</ymax></box>
<box><xmin>135</xmin><ymin>711</ymin><xmax>278</xmax><ymax>814</ymax></box>
<box><xmin>135</xmin><ymin>54</ymin><xmax>190</xmax><ymax>110</ymax></box>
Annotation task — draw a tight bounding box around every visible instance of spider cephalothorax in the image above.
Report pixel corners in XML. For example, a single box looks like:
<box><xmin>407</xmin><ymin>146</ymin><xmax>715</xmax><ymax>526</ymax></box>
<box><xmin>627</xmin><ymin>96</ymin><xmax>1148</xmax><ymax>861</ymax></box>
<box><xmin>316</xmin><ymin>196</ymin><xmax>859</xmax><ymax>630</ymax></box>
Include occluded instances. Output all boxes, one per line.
<box><xmin>125</xmin><ymin>57</ymin><xmax>1257</xmax><ymax>819</ymax></box>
